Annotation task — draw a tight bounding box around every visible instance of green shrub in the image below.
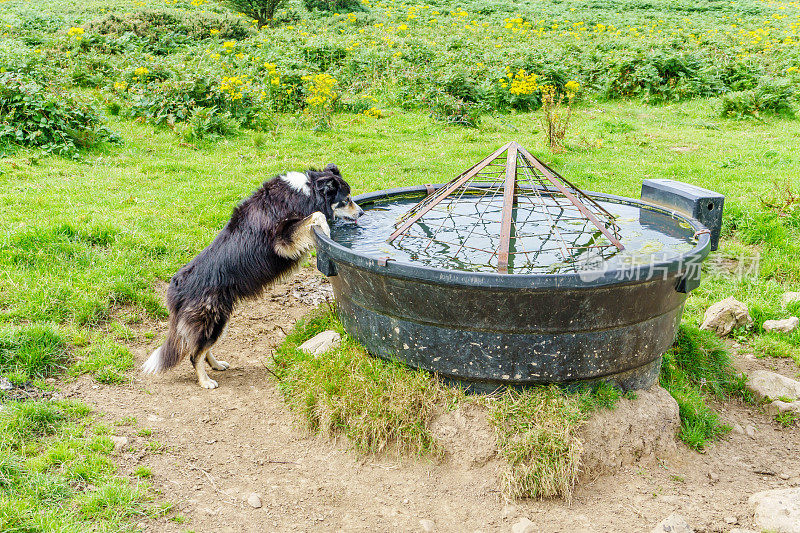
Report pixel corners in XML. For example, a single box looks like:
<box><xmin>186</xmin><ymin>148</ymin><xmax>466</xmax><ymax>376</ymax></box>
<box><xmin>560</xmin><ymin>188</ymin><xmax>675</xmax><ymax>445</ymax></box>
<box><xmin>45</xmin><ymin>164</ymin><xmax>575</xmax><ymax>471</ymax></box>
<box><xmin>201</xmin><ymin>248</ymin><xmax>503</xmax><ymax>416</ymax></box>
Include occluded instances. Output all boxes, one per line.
<box><xmin>720</xmin><ymin>77</ymin><xmax>795</xmax><ymax>118</ymax></box>
<box><xmin>128</xmin><ymin>76</ymin><xmax>220</xmax><ymax>126</ymax></box>
<box><xmin>86</xmin><ymin>9</ymin><xmax>255</xmax><ymax>44</ymax></box>
<box><xmin>0</xmin><ymin>73</ymin><xmax>118</xmax><ymax>158</ymax></box>
<box><xmin>180</xmin><ymin>106</ymin><xmax>239</xmax><ymax>141</ymax></box>
<box><xmin>603</xmin><ymin>49</ymin><xmax>720</xmax><ymax>103</ymax></box>
<box><xmin>221</xmin><ymin>0</ymin><xmax>288</xmax><ymax>26</ymax></box>
<box><xmin>303</xmin><ymin>0</ymin><xmax>367</xmax><ymax>13</ymax></box>
<box><xmin>423</xmin><ymin>89</ymin><xmax>481</xmax><ymax>127</ymax></box>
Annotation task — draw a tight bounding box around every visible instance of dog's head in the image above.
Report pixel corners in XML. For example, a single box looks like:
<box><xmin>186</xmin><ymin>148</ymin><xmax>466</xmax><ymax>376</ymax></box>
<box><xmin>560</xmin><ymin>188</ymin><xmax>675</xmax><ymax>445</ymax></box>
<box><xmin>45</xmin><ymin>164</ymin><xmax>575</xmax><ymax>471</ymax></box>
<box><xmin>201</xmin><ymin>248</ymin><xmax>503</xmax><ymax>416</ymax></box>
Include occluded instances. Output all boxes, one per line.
<box><xmin>309</xmin><ymin>164</ymin><xmax>364</xmax><ymax>222</ymax></box>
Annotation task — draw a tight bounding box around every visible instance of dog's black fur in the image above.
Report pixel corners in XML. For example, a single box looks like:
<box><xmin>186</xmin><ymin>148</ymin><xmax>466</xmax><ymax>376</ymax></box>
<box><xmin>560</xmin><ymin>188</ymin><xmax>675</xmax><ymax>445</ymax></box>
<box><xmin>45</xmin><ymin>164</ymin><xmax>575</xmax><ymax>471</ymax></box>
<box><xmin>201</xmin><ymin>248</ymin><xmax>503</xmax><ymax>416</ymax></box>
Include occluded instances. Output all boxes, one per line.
<box><xmin>143</xmin><ymin>164</ymin><xmax>362</xmax><ymax>388</ymax></box>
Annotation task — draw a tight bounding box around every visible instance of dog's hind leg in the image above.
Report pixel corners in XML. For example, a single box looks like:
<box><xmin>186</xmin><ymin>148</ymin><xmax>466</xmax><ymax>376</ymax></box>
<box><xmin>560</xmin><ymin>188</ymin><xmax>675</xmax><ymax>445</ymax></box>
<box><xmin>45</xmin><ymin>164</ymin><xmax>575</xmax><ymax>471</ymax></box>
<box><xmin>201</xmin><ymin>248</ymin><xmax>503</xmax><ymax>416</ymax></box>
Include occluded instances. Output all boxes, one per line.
<box><xmin>191</xmin><ymin>349</ymin><xmax>218</xmax><ymax>389</ymax></box>
<box><xmin>205</xmin><ymin>351</ymin><xmax>229</xmax><ymax>371</ymax></box>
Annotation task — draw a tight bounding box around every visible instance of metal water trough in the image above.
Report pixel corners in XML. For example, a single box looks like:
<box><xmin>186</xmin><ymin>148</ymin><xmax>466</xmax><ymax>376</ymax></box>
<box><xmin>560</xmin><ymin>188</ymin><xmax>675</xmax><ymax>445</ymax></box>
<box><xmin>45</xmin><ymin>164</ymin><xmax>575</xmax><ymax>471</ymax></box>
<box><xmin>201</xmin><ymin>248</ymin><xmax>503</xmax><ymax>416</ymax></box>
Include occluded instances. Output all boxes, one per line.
<box><xmin>313</xmin><ymin>176</ymin><xmax>723</xmax><ymax>392</ymax></box>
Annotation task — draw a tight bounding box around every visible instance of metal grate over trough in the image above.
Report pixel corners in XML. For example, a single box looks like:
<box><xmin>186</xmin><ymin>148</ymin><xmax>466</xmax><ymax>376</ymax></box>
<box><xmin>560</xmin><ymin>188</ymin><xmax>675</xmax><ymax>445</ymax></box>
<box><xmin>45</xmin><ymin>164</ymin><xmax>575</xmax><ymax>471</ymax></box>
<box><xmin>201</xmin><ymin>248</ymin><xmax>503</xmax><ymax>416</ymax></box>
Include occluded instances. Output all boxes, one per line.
<box><xmin>387</xmin><ymin>141</ymin><xmax>624</xmax><ymax>273</ymax></box>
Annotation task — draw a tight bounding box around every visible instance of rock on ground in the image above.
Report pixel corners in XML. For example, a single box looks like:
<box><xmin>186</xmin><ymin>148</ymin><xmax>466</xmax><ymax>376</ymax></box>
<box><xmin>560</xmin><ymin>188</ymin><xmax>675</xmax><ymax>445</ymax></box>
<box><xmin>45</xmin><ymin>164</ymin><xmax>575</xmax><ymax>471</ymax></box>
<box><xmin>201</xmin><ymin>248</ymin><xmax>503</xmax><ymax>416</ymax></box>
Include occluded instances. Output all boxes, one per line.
<box><xmin>110</xmin><ymin>435</ymin><xmax>128</xmax><ymax>453</ymax></box>
<box><xmin>419</xmin><ymin>518</ymin><xmax>435</xmax><ymax>532</ymax></box>
<box><xmin>651</xmin><ymin>513</ymin><xmax>693</xmax><ymax>533</ymax></box>
<box><xmin>429</xmin><ymin>403</ymin><xmax>497</xmax><ymax>468</ymax></box>
<box><xmin>763</xmin><ymin>317</ymin><xmax>800</xmax><ymax>333</ymax></box>
<box><xmin>749</xmin><ymin>487</ymin><xmax>800</xmax><ymax>533</ymax></box>
<box><xmin>782</xmin><ymin>292</ymin><xmax>800</xmax><ymax>307</ymax></box>
<box><xmin>512</xmin><ymin>518</ymin><xmax>536</xmax><ymax>533</ymax></box>
<box><xmin>765</xmin><ymin>400</ymin><xmax>800</xmax><ymax>417</ymax></box>
<box><xmin>700</xmin><ymin>297</ymin><xmax>752</xmax><ymax>336</ymax></box>
<box><xmin>747</xmin><ymin>370</ymin><xmax>800</xmax><ymax>402</ymax></box>
<box><xmin>246</xmin><ymin>493</ymin><xmax>262</xmax><ymax>509</ymax></box>
<box><xmin>578</xmin><ymin>385</ymin><xmax>680</xmax><ymax>481</ymax></box>
<box><xmin>298</xmin><ymin>330</ymin><xmax>341</xmax><ymax>357</ymax></box>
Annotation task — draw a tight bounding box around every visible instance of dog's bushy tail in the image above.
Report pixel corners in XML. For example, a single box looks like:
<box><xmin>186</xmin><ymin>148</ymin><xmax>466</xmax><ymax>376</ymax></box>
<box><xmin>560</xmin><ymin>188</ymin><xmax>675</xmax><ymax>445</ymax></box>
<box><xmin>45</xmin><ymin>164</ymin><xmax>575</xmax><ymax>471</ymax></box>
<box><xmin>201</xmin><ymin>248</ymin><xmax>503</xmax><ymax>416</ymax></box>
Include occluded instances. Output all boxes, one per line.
<box><xmin>142</xmin><ymin>317</ymin><xmax>185</xmax><ymax>374</ymax></box>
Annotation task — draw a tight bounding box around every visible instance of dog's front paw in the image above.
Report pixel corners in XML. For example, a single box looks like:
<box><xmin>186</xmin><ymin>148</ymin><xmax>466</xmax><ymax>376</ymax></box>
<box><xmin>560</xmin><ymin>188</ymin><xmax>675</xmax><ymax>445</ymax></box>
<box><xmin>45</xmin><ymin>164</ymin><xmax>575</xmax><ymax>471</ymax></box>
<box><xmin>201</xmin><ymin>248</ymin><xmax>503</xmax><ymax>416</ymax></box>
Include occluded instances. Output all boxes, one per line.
<box><xmin>199</xmin><ymin>377</ymin><xmax>218</xmax><ymax>389</ymax></box>
<box><xmin>310</xmin><ymin>211</ymin><xmax>330</xmax><ymax>236</ymax></box>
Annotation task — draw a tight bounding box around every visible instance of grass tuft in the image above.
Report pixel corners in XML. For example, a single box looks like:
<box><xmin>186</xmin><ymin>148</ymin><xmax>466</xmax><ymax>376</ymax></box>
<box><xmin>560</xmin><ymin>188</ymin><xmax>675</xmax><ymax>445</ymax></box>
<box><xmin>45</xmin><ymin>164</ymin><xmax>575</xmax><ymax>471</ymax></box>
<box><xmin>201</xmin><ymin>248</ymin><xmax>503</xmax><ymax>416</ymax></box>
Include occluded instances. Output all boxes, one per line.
<box><xmin>659</xmin><ymin>325</ymin><xmax>751</xmax><ymax>450</ymax></box>
<box><xmin>489</xmin><ymin>382</ymin><xmax>626</xmax><ymax>500</ymax></box>
<box><xmin>0</xmin><ymin>324</ymin><xmax>68</xmax><ymax>382</ymax></box>
<box><xmin>489</xmin><ymin>386</ymin><xmax>586</xmax><ymax>499</ymax></box>
<box><xmin>273</xmin><ymin>307</ymin><xmax>453</xmax><ymax>456</ymax></box>
<box><xmin>68</xmin><ymin>333</ymin><xmax>133</xmax><ymax>384</ymax></box>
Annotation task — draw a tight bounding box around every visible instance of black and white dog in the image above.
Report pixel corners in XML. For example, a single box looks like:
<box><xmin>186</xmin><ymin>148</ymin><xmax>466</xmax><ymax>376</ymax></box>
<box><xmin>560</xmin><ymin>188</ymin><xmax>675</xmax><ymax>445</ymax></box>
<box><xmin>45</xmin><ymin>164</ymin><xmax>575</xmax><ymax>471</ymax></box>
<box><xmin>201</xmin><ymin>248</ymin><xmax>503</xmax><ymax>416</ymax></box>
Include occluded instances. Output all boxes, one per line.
<box><xmin>142</xmin><ymin>164</ymin><xmax>362</xmax><ymax>389</ymax></box>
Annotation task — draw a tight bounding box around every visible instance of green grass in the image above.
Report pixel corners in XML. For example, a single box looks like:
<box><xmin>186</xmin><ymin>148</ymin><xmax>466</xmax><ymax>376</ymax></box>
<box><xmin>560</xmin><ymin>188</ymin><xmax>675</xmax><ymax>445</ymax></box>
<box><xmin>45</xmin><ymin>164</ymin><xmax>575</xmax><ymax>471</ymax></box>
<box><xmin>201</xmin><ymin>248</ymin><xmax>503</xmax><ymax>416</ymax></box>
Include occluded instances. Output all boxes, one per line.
<box><xmin>489</xmin><ymin>382</ymin><xmax>627</xmax><ymax>500</ymax></box>
<box><xmin>776</xmin><ymin>411</ymin><xmax>799</xmax><ymax>427</ymax></box>
<box><xmin>659</xmin><ymin>325</ymin><xmax>752</xmax><ymax>450</ymax></box>
<box><xmin>0</xmin><ymin>399</ymin><xmax>169</xmax><ymax>531</ymax></box>
<box><xmin>0</xmin><ymin>324</ymin><xmax>68</xmax><ymax>383</ymax></box>
<box><xmin>273</xmin><ymin>307</ymin><xmax>455</xmax><ymax>455</ymax></box>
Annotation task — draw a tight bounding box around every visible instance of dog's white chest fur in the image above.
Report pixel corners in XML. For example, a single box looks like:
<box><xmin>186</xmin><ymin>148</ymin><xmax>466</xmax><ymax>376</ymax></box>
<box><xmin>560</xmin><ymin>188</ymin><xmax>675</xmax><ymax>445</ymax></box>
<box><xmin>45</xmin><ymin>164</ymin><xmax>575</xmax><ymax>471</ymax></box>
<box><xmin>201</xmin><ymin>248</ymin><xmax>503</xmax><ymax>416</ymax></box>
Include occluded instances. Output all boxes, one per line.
<box><xmin>281</xmin><ymin>171</ymin><xmax>311</xmax><ymax>196</ymax></box>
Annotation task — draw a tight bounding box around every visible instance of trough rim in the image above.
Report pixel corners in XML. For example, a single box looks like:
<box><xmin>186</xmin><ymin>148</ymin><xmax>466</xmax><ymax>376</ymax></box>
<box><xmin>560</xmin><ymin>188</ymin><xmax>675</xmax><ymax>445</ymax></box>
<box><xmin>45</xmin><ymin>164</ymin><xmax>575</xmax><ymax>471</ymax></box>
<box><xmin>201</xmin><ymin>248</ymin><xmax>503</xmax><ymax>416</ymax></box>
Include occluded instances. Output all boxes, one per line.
<box><xmin>313</xmin><ymin>184</ymin><xmax>711</xmax><ymax>290</ymax></box>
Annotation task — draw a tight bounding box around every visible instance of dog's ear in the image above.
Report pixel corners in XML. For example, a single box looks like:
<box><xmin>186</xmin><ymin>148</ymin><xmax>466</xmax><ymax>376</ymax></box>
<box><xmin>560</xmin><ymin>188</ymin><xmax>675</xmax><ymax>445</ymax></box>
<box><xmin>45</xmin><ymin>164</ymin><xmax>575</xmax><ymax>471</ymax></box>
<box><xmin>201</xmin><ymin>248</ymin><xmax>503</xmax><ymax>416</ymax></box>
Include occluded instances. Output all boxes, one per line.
<box><xmin>323</xmin><ymin>163</ymin><xmax>341</xmax><ymax>176</ymax></box>
<box><xmin>314</xmin><ymin>176</ymin><xmax>338</xmax><ymax>196</ymax></box>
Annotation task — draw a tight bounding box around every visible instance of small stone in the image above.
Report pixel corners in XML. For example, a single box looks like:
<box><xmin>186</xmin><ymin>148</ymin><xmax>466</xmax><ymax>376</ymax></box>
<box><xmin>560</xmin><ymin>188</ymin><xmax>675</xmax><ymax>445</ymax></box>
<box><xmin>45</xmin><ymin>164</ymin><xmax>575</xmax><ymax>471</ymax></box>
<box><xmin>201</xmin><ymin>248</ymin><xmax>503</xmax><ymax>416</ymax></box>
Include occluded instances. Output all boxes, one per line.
<box><xmin>732</xmin><ymin>423</ymin><xmax>745</xmax><ymax>435</ymax></box>
<box><xmin>748</xmin><ymin>370</ymin><xmax>800</xmax><ymax>402</ymax></box>
<box><xmin>745</xmin><ymin>425</ymin><xmax>757</xmax><ymax>438</ymax></box>
<box><xmin>763</xmin><ymin>317</ymin><xmax>800</xmax><ymax>333</ymax></box>
<box><xmin>780</xmin><ymin>473</ymin><xmax>791</xmax><ymax>480</ymax></box>
<box><xmin>147</xmin><ymin>414</ymin><xmax>164</xmax><ymax>422</ymax></box>
<box><xmin>651</xmin><ymin>513</ymin><xmax>693</xmax><ymax>533</ymax></box>
<box><xmin>0</xmin><ymin>377</ymin><xmax>12</xmax><ymax>391</ymax></box>
<box><xmin>419</xmin><ymin>519</ymin><xmax>435</xmax><ymax>532</ymax></box>
<box><xmin>502</xmin><ymin>504</ymin><xmax>517</xmax><ymax>518</ymax></box>
<box><xmin>110</xmin><ymin>436</ymin><xmax>128</xmax><ymax>452</ymax></box>
<box><xmin>782</xmin><ymin>292</ymin><xmax>800</xmax><ymax>307</ymax></box>
<box><xmin>764</xmin><ymin>400</ymin><xmax>800</xmax><ymax>417</ymax></box>
<box><xmin>247</xmin><ymin>493</ymin><xmax>262</xmax><ymax>509</ymax></box>
<box><xmin>749</xmin><ymin>487</ymin><xmax>800</xmax><ymax>532</ymax></box>
<box><xmin>298</xmin><ymin>330</ymin><xmax>341</xmax><ymax>357</ymax></box>
<box><xmin>723</xmin><ymin>515</ymin><xmax>738</xmax><ymax>524</ymax></box>
<box><xmin>403</xmin><ymin>498</ymin><xmax>409</xmax><ymax>504</ymax></box>
<box><xmin>700</xmin><ymin>297</ymin><xmax>752</xmax><ymax>337</ymax></box>
<box><xmin>708</xmin><ymin>471</ymin><xmax>720</xmax><ymax>483</ymax></box>
<box><xmin>512</xmin><ymin>518</ymin><xmax>536</xmax><ymax>533</ymax></box>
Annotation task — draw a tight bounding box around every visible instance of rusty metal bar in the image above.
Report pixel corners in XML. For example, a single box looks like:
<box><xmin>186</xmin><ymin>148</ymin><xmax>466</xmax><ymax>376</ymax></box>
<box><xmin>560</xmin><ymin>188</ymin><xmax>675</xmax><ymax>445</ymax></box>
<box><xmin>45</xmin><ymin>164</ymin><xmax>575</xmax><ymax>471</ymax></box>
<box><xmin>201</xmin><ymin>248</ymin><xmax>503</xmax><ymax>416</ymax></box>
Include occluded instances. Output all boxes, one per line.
<box><xmin>387</xmin><ymin>142</ymin><xmax>513</xmax><ymax>243</ymax></box>
<box><xmin>497</xmin><ymin>143</ymin><xmax>518</xmax><ymax>273</ymax></box>
<box><xmin>516</xmin><ymin>145</ymin><xmax>625</xmax><ymax>251</ymax></box>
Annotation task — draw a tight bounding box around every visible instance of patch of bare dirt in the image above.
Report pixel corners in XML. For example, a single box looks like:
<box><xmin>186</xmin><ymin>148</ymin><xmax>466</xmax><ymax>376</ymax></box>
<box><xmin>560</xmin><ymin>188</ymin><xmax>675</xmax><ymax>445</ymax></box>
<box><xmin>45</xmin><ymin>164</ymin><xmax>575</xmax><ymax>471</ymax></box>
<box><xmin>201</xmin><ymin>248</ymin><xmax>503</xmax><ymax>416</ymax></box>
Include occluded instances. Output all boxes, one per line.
<box><xmin>61</xmin><ymin>267</ymin><xmax>800</xmax><ymax>532</ymax></box>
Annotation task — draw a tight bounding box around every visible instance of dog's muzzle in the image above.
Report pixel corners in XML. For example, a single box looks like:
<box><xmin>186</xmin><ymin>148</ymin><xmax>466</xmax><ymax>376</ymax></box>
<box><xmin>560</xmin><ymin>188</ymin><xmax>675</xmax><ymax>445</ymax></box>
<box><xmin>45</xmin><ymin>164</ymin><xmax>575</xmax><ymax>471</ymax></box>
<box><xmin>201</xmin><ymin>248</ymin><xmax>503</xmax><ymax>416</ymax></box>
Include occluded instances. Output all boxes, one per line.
<box><xmin>335</xmin><ymin>200</ymin><xmax>364</xmax><ymax>222</ymax></box>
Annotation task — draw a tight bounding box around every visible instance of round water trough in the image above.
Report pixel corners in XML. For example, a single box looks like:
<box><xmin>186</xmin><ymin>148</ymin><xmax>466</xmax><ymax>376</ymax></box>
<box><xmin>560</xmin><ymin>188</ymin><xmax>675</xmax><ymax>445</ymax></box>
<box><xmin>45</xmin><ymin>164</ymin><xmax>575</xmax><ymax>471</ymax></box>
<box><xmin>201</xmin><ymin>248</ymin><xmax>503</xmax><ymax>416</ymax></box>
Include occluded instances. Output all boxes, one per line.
<box><xmin>313</xmin><ymin>177</ymin><xmax>722</xmax><ymax>392</ymax></box>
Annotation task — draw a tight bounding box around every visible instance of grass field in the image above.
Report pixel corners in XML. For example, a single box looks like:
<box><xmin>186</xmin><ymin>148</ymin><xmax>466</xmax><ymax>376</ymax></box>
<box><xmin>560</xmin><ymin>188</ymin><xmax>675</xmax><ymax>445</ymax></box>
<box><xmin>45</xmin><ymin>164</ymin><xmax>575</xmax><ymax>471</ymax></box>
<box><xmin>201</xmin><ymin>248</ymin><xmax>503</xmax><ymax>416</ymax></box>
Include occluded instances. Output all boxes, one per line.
<box><xmin>2</xmin><ymin>0</ymin><xmax>800</xmax><ymax>525</ymax></box>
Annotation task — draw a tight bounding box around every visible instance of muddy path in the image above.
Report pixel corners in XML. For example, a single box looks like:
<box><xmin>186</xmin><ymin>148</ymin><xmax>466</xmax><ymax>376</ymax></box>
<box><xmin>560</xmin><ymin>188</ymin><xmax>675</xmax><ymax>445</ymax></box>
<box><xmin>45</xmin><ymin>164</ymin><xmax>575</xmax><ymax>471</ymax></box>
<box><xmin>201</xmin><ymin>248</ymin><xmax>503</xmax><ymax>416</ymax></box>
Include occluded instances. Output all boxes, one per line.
<box><xmin>63</xmin><ymin>268</ymin><xmax>800</xmax><ymax>532</ymax></box>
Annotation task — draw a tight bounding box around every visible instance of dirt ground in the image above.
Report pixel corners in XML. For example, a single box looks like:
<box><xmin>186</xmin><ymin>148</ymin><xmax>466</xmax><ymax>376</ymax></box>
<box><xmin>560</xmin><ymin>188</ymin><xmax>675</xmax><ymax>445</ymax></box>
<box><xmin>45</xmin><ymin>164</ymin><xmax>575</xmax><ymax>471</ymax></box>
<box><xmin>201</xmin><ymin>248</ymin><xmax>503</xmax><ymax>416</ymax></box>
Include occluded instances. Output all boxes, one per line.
<box><xmin>62</xmin><ymin>267</ymin><xmax>800</xmax><ymax>533</ymax></box>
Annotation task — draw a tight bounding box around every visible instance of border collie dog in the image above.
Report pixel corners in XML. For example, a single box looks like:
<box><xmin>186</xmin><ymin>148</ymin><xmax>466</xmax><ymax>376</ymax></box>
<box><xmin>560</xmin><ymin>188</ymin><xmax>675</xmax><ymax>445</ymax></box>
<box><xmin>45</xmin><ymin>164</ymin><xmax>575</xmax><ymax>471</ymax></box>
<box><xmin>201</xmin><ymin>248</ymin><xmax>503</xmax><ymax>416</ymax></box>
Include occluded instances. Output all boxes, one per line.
<box><xmin>142</xmin><ymin>164</ymin><xmax>362</xmax><ymax>389</ymax></box>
